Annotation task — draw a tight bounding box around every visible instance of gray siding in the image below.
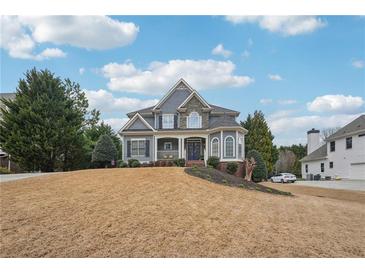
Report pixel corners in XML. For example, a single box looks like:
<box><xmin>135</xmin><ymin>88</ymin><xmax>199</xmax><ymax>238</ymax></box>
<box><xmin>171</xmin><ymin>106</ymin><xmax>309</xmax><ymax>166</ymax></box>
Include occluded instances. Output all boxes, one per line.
<box><xmin>123</xmin><ymin>135</ymin><xmax>154</xmax><ymax>162</ymax></box>
<box><xmin>157</xmin><ymin>138</ymin><xmax>179</xmax><ymax>150</ymax></box>
<box><xmin>159</xmin><ymin>88</ymin><xmax>191</xmax><ymax>113</ymax></box>
<box><xmin>143</xmin><ymin>116</ymin><xmax>155</xmax><ymax>128</ymax></box>
<box><xmin>127</xmin><ymin>118</ymin><xmax>151</xmax><ymax>130</ymax></box>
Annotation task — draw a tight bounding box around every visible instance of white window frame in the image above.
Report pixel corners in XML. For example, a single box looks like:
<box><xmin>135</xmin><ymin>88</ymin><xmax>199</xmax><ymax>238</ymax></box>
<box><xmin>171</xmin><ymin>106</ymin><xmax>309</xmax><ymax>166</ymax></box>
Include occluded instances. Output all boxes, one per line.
<box><xmin>131</xmin><ymin>138</ymin><xmax>146</xmax><ymax>157</ymax></box>
<box><xmin>238</xmin><ymin>137</ymin><xmax>243</xmax><ymax>158</ymax></box>
<box><xmin>224</xmin><ymin>135</ymin><xmax>235</xmax><ymax>158</ymax></box>
<box><xmin>164</xmin><ymin>142</ymin><xmax>173</xmax><ymax>151</ymax></box>
<box><xmin>211</xmin><ymin>137</ymin><xmax>220</xmax><ymax>158</ymax></box>
<box><xmin>187</xmin><ymin>111</ymin><xmax>202</xmax><ymax>129</ymax></box>
<box><xmin>162</xmin><ymin>114</ymin><xmax>174</xmax><ymax>129</ymax></box>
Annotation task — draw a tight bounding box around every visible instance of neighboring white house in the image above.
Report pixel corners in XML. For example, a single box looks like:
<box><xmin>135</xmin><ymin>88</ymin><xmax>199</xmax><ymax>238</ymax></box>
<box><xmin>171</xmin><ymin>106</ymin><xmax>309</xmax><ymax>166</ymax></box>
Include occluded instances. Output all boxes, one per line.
<box><xmin>300</xmin><ymin>115</ymin><xmax>365</xmax><ymax>180</ymax></box>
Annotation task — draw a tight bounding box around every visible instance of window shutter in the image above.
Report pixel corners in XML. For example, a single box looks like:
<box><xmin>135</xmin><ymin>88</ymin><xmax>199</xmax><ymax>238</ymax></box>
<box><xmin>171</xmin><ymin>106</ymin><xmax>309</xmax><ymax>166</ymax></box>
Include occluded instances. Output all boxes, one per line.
<box><xmin>174</xmin><ymin>115</ymin><xmax>178</xmax><ymax>129</ymax></box>
<box><xmin>159</xmin><ymin>115</ymin><xmax>162</xmax><ymax>129</ymax></box>
<box><xmin>127</xmin><ymin>140</ymin><xmax>131</xmax><ymax>157</ymax></box>
<box><xmin>145</xmin><ymin>140</ymin><xmax>150</xmax><ymax>157</ymax></box>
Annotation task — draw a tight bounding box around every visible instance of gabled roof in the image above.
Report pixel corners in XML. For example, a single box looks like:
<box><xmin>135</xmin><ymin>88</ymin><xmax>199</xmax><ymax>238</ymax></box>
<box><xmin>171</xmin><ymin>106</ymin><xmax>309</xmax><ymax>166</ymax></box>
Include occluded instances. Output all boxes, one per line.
<box><xmin>177</xmin><ymin>91</ymin><xmax>211</xmax><ymax>109</ymax></box>
<box><xmin>300</xmin><ymin>144</ymin><xmax>327</xmax><ymax>162</ymax></box>
<box><xmin>326</xmin><ymin>114</ymin><xmax>365</xmax><ymax>141</ymax></box>
<box><xmin>210</xmin><ymin>104</ymin><xmax>240</xmax><ymax>115</ymax></box>
<box><xmin>119</xmin><ymin>113</ymin><xmax>156</xmax><ymax>133</ymax></box>
<box><xmin>127</xmin><ymin>106</ymin><xmax>155</xmax><ymax>118</ymax></box>
<box><xmin>153</xmin><ymin>78</ymin><xmax>195</xmax><ymax>110</ymax></box>
<box><xmin>209</xmin><ymin>116</ymin><xmax>242</xmax><ymax>128</ymax></box>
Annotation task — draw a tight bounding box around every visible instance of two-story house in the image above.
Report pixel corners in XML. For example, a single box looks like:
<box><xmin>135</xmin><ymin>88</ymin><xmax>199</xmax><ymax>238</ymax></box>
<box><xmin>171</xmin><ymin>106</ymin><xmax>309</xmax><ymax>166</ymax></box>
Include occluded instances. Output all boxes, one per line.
<box><xmin>300</xmin><ymin>114</ymin><xmax>365</xmax><ymax>180</ymax></box>
<box><xmin>119</xmin><ymin>79</ymin><xmax>247</xmax><ymax>165</ymax></box>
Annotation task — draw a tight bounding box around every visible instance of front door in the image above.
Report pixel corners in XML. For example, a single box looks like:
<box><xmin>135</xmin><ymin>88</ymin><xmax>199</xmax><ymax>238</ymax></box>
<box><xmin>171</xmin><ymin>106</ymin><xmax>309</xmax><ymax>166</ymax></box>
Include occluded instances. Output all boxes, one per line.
<box><xmin>187</xmin><ymin>141</ymin><xmax>201</xmax><ymax>160</ymax></box>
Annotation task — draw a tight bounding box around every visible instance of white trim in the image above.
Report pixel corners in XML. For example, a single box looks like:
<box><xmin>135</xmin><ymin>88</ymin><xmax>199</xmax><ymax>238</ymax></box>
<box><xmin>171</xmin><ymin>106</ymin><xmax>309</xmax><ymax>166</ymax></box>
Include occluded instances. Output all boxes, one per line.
<box><xmin>220</xmin><ymin>131</ymin><xmax>223</xmax><ymax>160</ymax></box>
<box><xmin>153</xmin><ymin>78</ymin><xmax>195</xmax><ymax>110</ymax></box>
<box><xmin>224</xmin><ymin>135</ymin><xmax>235</xmax><ymax>158</ymax></box>
<box><xmin>119</xmin><ymin>113</ymin><xmax>156</xmax><ymax>133</ymax></box>
<box><xmin>177</xmin><ymin>91</ymin><xmax>211</xmax><ymax>109</ymax></box>
<box><xmin>236</xmin><ymin>131</ymin><xmax>239</xmax><ymax>160</ymax></box>
<box><xmin>187</xmin><ymin>111</ymin><xmax>202</xmax><ymax>129</ymax></box>
<box><xmin>210</xmin><ymin>137</ymin><xmax>220</xmax><ymax>158</ymax></box>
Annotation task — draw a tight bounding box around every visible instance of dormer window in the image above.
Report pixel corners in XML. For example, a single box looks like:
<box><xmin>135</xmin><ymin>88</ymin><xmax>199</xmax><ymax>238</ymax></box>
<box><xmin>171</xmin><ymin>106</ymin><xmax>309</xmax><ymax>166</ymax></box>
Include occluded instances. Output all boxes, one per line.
<box><xmin>187</xmin><ymin>112</ymin><xmax>201</xmax><ymax>128</ymax></box>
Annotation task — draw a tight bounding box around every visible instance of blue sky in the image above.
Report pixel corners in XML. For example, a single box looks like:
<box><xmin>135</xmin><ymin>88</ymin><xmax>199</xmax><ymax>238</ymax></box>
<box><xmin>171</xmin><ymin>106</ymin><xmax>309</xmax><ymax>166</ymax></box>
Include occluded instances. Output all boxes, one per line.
<box><xmin>1</xmin><ymin>16</ymin><xmax>364</xmax><ymax>145</ymax></box>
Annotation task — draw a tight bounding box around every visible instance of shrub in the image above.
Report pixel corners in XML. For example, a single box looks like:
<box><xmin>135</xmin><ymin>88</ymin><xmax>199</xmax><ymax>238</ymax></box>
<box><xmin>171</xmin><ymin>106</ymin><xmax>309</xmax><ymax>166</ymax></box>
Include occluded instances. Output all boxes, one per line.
<box><xmin>130</xmin><ymin>160</ymin><xmax>141</xmax><ymax>168</ymax></box>
<box><xmin>246</xmin><ymin>149</ymin><xmax>268</xmax><ymax>182</ymax></box>
<box><xmin>0</xmin><ymin>167</ymin><xmax>11</xmax><ymax>174</ymax></box>
<box><xmin>226</xmin><ymin>162</ymin><xmax>238</xmax><ymax>175</ymax></box>
<box><xmin>174</xmin><ymin>158</ymin><xmax>185</xmax><ymax>167</ymax></box>
<box><xmin>160</xmin><ymin>160</ymin><xmax>166</xmax><ymax>167</ymax></box>
<box><xmin>128</xmin><ymin>158</ymin><xmax>139</xmax><ymax>167</ymax></box>
<box><xmin>117</xmin><ymin>160</ymin><xmax>128</xmax><ymax>168</ymax></box>
<box><xmin>166</xmin><ymin>160</ymin><xmax>173</xmax><ymax>167</ymax></box>
<box><xmin>207</xmin><ymin>156</ymin><xmax>220</xmax><ymax>169</ymax></box>
<box><xmin>92</xmin><ymin>134</ymin><xmax>117</xmax><ymax>167</ymax></box>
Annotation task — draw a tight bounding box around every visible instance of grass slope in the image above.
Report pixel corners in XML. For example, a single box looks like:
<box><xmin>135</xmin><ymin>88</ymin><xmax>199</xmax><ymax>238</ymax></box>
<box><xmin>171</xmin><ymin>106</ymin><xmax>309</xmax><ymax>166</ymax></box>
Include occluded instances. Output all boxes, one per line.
<box><xmin>1</xmin><ymin>168</ymin><xmax>364</xmax><ymax>257</ymax></box>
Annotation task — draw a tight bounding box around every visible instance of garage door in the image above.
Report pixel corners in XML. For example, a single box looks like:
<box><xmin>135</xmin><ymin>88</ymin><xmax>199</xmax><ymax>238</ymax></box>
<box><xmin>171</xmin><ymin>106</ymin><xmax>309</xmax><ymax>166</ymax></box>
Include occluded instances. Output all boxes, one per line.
<box><xmin>349</xmin><ymin>163</ymin><xmax>365</xmax><ymax>180</ymax></box>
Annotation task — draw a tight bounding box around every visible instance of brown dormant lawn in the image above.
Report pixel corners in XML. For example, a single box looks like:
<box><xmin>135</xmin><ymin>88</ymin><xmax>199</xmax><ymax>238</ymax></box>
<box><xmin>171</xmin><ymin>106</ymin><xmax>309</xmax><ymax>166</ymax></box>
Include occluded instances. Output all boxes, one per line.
<box><xmin>1</xmin><ymin>167</ymin><xmax>364</xmax><ymax>257</ymax></box>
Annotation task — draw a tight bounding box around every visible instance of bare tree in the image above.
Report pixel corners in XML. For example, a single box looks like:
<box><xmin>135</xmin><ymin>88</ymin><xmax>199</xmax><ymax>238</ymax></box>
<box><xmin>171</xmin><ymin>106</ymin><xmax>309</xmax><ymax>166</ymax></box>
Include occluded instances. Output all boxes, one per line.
<box><xmin>244</xmin><ymin>157</ymin><xmax>256</xmax><ymax>182</ymax></box>
<box><xmin>275</xmin><ymin>149</ymin><xmax>296</xmax><ymax>173</ymax></box>
<box><xmin>321</xmin><ymin>127</ymin><xmax>340</xmax><ymax>141</ymax></box>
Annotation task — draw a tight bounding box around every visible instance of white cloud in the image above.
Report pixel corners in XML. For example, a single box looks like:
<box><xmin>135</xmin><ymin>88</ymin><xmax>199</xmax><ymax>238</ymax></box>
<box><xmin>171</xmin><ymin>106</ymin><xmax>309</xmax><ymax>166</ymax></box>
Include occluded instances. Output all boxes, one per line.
<box><xmin>259</xmin><ymin>98</ymin><xmax>273</xmax><ymax>105</ymax></box>
<box><xmin>225</xmin><ymin>16</ymin><xmax>326</xmax><ymax>36</ymax></box>
<box><xmin>352</xmin><ymin>60</ymin><xmax>364</xmax><ymax>69</ymax></box>
<box><xmin>84</xmin><ymin>89</ymin><xmax>159</xmax><ymax>113</ymax></box>
<box><xmin>0</xmin><ymin>16</ymin><xmax>139</xmax><ymax>59</ymax></box>
<box><xmin>307</xmin><ymin>94</ymin><xmax>364</xmax><ymax>114</ymax></box>
<box><xmin>278</xmin><ymin>99</ymin><xmax>297</xmax><ymax>105</ymax></box>
<box><xmin>101</xmin><ymin>59</ymin><xmax>254</xmax><ymax>95</ymax></box>
<box><xmin>36</xmin><ymin>48</ymin><xmax>66</xmax><ymax>60</ymax></box>
<box><xmin>211</xmin><ymin>43</ymin><xmax>232</xmax><ymax>58</ymax></box>
<box><xmin>79</xmin><ymin>67</ymin><xmax>85</xmax><ymax>75</ymax></box>
<box><xmin>103</xmin><ymin>118</ymin><xmax>129</xmax><ymax>132</ymax></box>
<box><xmin>268</xmin><ymin>74</ymin><xmax>283</xmax><ymax>81</ymax></box>
<box><xmin>269</xmin><ymin>113</ymin><xmax>362</xmax><ymax>135</ymax></box>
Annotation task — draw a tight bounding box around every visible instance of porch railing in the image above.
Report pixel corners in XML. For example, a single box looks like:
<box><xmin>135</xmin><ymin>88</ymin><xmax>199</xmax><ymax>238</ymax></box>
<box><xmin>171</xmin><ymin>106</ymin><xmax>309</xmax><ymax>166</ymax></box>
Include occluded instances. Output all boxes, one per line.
<box><xmin>157</xmin><ymin>150</ymin><xmax>179</xmax><ymax>160</ymax></box>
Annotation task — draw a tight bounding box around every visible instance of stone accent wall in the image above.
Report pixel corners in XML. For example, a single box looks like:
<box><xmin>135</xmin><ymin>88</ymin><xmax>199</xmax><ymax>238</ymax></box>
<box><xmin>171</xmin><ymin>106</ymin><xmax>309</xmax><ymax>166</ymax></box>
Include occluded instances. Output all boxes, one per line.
<box><xmin>179</xmin><ymin>96</ymin><xmax>209</xmax><ymax>129</ymax></box>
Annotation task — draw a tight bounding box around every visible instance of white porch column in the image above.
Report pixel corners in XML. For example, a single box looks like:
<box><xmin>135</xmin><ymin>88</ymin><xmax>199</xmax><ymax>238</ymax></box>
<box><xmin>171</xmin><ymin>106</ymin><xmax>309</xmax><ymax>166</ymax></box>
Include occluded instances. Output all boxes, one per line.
<box><xmin>220</xmin><ymin>130</ymin><xmax>223</xmax><ymax>160</ymax></box>
<box><xmin>181</xmin><ymin>137</ymin><xmax>185</xmax><ymax>159</ymax></box>
<box><xmin>242</xmin><ymin>134</ymin><xmax>245</xmax><ymax>159</ymax></box>
<box><xmin>154</xmin><ymin>136</ymin><xmax>158</xmax><ymax>161</ymax></box>
<box><xmin>178</xmin><ymin>138</ymin><xmax>181</xmax><ymax>158</ymax></box>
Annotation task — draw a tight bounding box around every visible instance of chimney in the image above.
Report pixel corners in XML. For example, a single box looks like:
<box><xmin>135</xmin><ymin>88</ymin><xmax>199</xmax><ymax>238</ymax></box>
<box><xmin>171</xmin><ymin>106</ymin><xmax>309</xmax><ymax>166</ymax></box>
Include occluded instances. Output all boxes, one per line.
<box><xmin>307</xmin><ymin>128</ymin><xmax>320</xmax><ymax>155</ymax></box>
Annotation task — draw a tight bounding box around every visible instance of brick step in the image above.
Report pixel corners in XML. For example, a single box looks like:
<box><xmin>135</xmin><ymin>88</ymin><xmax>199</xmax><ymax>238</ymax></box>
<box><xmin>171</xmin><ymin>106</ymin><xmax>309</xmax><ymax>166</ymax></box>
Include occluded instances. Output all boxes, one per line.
<box><xmin>186</xmin><ymin>160</ymin><xmax>205</xmax><ymax>167</ymax></box>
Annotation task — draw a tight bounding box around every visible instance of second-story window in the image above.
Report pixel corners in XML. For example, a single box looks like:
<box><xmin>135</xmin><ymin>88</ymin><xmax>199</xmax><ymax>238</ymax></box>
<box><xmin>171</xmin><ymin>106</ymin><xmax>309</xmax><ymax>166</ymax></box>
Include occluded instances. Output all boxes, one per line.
<box><xmin>346</xmin><ymin>137</ymin><xmax>352</xmax><ymax>149</ymax></box>
<box><xmin>187</xmin><ymin>112</ymin><xmax>201</xmax><ymax>128</ymax></box>
<box><xmin>330</xmin><ymin>141</ymin><xmax>335</xmax><ymax>152</ymax></box>
<box><xmin>162</xmin><ymin>114</ymin><xmax>174</xmax><ymax>129</ymax></box>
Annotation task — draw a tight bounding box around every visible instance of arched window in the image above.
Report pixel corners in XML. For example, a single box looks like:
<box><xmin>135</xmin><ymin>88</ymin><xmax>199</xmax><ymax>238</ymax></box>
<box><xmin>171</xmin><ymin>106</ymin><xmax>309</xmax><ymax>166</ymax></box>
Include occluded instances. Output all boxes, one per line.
<box><xmin>224</xmin><ymin>136</ymin><xmax>235</xmax><ymax>157</ymax></box>
<box><xmin>211</xmin><ymin>137</ymin><xmax>219</xmax><ymax>157</ymax></box>
<box><xmin>187</xmin><ymin>111</ymin><xmax>201</xmax><ymax>128</ymax></box>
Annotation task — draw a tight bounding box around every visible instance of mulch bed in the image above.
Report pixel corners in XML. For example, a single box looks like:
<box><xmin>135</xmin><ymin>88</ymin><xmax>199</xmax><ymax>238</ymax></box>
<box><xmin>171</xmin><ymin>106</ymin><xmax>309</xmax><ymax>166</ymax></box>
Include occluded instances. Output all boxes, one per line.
<box><xmin>185</xmin><ymin>166</ymin><xmax>292</xmax><ymax>196</ymax></box>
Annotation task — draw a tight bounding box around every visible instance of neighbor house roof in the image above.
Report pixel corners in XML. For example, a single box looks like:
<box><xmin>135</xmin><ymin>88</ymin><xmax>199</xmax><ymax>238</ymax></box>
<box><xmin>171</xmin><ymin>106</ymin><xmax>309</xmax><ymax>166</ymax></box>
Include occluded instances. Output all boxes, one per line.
<box><xmin>300</xmin><ymin>144</ymin><xmax>327</xmax><ymax>162</ymax></box>
<box><xmin>326</xmin><ymin>114</ymin><xmax>365</xmax><ymax>141</ymax></box>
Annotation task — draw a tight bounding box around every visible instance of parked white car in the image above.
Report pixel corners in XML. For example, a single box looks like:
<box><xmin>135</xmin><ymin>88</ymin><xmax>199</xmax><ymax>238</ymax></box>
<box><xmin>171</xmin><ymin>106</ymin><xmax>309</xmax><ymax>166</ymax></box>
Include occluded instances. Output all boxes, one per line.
<box><xmin>271</xmin><ymin>173</ymin><xmax>297</xmax><ymax>183</ymax></box>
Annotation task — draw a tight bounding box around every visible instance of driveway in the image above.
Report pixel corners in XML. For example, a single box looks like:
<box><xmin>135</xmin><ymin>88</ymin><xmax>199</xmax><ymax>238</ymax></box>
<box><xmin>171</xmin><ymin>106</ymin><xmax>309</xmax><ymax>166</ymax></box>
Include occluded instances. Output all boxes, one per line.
<box><xmin>0</xmin><ymin>173</ymin><xmax>49</xmax><ymax>183</ymax></box>
<box><xmin>294</xmin><ymin>180</ymin><xmax>365</xmax><ymax>191</ymax></box>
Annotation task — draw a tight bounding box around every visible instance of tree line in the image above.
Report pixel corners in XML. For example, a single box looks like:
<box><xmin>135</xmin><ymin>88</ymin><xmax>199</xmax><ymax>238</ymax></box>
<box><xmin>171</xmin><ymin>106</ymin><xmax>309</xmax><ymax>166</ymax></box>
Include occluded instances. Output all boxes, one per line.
<box><xmin>0</xmin><ymin>68</ymin><xmax>122</xmax><ymax>172</ymax></box>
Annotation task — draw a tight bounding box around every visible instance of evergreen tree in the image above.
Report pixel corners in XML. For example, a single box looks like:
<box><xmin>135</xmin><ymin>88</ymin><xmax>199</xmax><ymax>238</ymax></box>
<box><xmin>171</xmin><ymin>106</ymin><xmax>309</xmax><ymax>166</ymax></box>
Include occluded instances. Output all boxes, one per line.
<box><xmin>247</xmin><ymin>149</ymin><xmax>268</xmax><ymax>182</ymax></box>
<box><xmin>0</xmin><ymin>68</ymin><xmax>88</xmax><ymax>171</ymax></box>
<box><xmin>241</xmin><ymin>110</ymin><xmax>276</xmax><ymax>173</ymax></box>
<box><xmin>92</xmin><ymin>134</ymin><xmax>117</xmax><ymax>167</ymax></box>
<box><xmin>278</xmin><ymin>144</ymin><xmax>307</xmax><ymax>176</ymax></box>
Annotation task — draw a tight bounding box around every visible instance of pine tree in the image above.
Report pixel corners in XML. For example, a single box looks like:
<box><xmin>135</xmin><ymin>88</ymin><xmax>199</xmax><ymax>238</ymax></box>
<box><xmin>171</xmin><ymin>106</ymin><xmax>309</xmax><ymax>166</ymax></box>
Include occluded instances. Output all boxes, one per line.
<box><xmin>0</xmin><ymin>68</ymin><xmax>88</xmax><ymax>171</ymax></box>
<box><xmin>247</xmin><ymin>149</ymin><xmax>268</xmax><ymax>182</ymax></box>
<box><xmin>92</xmin><ymin>134</ymin><xmax>117</xmax><ymax>167</ymax></box>
<box><xmin>241</xmin><ymin>110</ymin><xmax>275</xmax><ymax>173</ymax></box>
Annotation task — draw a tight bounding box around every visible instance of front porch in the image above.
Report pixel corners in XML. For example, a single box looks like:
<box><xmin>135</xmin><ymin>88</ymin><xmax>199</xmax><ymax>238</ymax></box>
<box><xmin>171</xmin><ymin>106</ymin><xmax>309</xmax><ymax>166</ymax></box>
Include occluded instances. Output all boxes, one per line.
<box><xmin>155</xmin><ymin>136</ymin><xmax>207</xmax><ymax>164</ymax></box>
